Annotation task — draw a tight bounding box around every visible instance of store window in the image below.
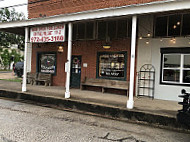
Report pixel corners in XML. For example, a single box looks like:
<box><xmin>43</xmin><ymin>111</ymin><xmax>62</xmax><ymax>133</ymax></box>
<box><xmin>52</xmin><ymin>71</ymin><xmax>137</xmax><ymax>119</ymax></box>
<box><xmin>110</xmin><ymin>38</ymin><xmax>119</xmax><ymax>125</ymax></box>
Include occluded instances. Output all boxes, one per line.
<box><xmin>73</xmin><ymin>22</ymin><xmax>95</xmax><ymax>40</ymax></box>
<box><xmin>154</xmin><ymin>14</ymin><xmax>190</xmax><ymax>37</ymax></box>
<box><xmin>97</xmin><ymin>52</ymin><xmax>127</xmax><ymax>80</ymax></box>
<box><xmin>160</xmin><ymin>48</ymin><xmax>190</xmax><ymax>85</ymax></box>
<box><xmin>38</xmin><ymin>53</ymin><xmax>56</xmax><ymax>74</ymax></box>
<box><xmin>97</xmin><ymin>19</ymin><xmax>130</xmax><ymax>40</ymax></box>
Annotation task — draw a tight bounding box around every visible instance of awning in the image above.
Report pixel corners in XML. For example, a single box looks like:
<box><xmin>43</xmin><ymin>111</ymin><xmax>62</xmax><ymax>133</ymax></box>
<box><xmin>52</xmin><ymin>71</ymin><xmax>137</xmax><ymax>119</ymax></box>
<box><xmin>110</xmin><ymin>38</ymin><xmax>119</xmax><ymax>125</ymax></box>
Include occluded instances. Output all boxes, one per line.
<box><xmin>0</xmin><ymin>0</ymin><xmax>189</xmax><ymax>36</ymax></box>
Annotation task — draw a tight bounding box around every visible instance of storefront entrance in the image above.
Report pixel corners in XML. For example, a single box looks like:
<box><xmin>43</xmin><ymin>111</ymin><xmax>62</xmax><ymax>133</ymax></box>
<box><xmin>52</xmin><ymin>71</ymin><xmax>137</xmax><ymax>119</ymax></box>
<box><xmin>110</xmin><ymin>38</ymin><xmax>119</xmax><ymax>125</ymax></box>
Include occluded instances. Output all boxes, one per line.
<box><xmin>70</xmin><ymin>55</ymin><xmax>82</xmax><ymax>88</ymax></box>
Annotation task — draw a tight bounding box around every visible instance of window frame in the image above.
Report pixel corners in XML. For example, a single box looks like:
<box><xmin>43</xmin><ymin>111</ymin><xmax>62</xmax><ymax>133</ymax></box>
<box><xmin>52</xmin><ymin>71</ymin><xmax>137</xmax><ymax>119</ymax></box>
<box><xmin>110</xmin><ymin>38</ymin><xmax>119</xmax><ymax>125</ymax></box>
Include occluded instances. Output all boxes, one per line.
<box><xmin>37</xmin><ymin>52</ymin><xmax>57</xmax><ymax>75</ymax></box>
<box><xmin>96</xmin><ymin>51</ymin><xmax>127</xmax><ymax>81</ymax></box>
<box><xmin>154</xmin><ymin>13</ymin><xmax>190</xmax><ymax>37</ymax></box>
<box><xmin>73</xmin><ymin>21</ymin><xmax>96</xmax><ymax>41</ymax></box>
<box><xmin>160</xmin><ymin>48</ymin><xmax>190</xmax><ymax>86</ymax></box>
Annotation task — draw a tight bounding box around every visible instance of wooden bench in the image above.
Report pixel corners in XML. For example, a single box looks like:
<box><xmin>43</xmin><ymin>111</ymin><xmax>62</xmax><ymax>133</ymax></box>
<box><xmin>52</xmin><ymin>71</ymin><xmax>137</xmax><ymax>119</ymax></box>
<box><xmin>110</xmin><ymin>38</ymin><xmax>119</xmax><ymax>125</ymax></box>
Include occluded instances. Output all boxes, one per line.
<box><xmin>27</xmin><ymin>72</ymin><xmax>38</xmax><ymax>85</ymax></box>
<box><xmin>35</xmin><ymin>73</ymin><xmax>52</xmax><ymax>86</ymax></box>
<box><xmin>81</xmin><ymin>78</ymin><xmax>129</xmax><ymax>95</ymax></box>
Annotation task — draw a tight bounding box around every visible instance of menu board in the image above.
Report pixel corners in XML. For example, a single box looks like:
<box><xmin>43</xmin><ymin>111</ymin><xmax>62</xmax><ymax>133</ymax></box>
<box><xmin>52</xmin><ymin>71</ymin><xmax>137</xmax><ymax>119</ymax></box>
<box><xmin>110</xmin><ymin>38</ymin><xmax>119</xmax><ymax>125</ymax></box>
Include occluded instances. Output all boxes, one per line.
<box><xmin>40</xmin><ymin>54</ymin><xmax>56</xmax><ymax>74</ymax></box>
<box><xmin>99</xmin><ymin>53</ymin><xmax>125</xmax><ymax>78</ymax></box>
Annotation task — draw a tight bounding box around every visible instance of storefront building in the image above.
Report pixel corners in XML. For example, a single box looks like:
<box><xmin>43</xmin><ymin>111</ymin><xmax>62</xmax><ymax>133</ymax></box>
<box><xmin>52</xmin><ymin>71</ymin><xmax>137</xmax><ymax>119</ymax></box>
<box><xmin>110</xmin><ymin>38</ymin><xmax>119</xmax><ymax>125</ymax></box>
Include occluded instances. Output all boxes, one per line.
<box><xmin>0</xmin><ymin>0</ymin><xmax>190</xmax><ymax>109</ymax></box>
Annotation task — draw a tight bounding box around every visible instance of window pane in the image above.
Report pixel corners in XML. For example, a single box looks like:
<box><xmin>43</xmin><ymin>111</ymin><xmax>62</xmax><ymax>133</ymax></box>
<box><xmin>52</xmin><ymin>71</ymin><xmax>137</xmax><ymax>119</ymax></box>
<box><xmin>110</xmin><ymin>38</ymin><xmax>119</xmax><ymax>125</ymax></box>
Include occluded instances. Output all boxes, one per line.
<box><xmin>164</xmin><ymin>54</ymin><xmax>180</xmax><ymax>68</ymax></box>
<box><xmin>117</xmin><ymin>19</ymin><xmax>127</xmax><ymax>38</ymax></box>
<box><xmin>184</xmin><ymin>55</ymin><xmax>190</xmax><ymax>68</ymax></box>
<box><xmin>163</xmin><ymin>69</ymin><xmax>180</xmax><ymax>82</ymax></box>
<box><xmin>183</xmin><ymin>70</ymin><xmax>190</xmax><ymax>83</ymax></box>
<box><xmin>86</xmin><ymin>22</ymin><xmax>94</xmax><ymax>39</ymax></box>
<box><xmin>108</xmin><ymin>20</ymin><xmax>116</xmax><ymax>40</ymax></box>
<box><xmin>73</xmin><ymin>24</ymin><xmax>77</xmax><ymax>40</ymax></box>
<box><xmin>98</xmin><ymin>21</ymin><xmax>106</xmax><ymax>40</ymax></box>
<box><xmin>182</xmin><ymin>14</ymin><xmax>190</xmax><ymax>35</ymax></box>
<box><xmin>155</xmin><ymin>16</ymin><xmax>167</xmax><ymax>36</ymax></box>
<box><xmin>99</xmin><ymin>53</ymin><xmax>125</xmax><ymax>78</ymax></box>
<box><xmin>77</xmin><ymin>23</ymin><xmax>85</xmax><ymax>39</ymax></box>
<box><xmin>168</xmin><ymin>15</ymin><xmax>181</xmax><ymax>36</ymax></box>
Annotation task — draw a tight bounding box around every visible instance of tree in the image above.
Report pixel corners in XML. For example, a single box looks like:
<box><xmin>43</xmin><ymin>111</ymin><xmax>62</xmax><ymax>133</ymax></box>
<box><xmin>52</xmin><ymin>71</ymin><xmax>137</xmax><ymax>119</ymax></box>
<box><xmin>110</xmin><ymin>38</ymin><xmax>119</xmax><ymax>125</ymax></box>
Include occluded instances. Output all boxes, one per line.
<box><xmin>0</xmin><ymin>8</ymin><xmax>25</xmax><ymax>50</ymax></box>
<box><xmin>0</xmin><ymin>8</ymin><xmax>25</xmax><ymax>69</ymax></box>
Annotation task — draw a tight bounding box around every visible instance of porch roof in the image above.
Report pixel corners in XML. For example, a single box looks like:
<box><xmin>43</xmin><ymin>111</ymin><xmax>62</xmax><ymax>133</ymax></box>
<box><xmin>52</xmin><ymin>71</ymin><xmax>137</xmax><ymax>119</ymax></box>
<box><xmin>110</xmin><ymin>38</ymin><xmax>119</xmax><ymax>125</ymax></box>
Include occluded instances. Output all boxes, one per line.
<box><xmin>0</xmin><ymin>0</ymin><xmax>189</xmax><ymax>36</ymax></box>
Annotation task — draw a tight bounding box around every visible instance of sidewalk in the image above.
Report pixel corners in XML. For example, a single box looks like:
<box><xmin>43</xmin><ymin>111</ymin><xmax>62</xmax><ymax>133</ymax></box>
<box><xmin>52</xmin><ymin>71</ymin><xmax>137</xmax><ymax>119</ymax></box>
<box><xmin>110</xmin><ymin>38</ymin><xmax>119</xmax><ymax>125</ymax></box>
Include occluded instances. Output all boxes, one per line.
<box><xmin>0</xmin><ymin>80</ymin><xmax>180</xmax><ymax>117</ymax></box>
<box><xmin>0</xmin><ymin>79</ymin><xmax>188</xmax><ymax>132</ymax></box>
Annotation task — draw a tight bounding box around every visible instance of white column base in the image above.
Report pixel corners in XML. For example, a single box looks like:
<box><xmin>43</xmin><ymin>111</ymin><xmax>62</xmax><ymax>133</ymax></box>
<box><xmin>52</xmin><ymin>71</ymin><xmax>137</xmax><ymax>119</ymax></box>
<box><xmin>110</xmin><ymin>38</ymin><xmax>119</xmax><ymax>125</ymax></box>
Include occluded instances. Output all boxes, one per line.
<box><xmin>65</xmin><ymin>91</ymin><xmax>70</xmax><ymax>98</ymax></box>
<box><xmin>22</xmin><ymin>86</ymin><xmax>26</xmax><ymax>92</ymax></box>
<box><xmin>127</xmin><ymin>100</ymin><xmax>134</xmax><ymax>109</ymax></box>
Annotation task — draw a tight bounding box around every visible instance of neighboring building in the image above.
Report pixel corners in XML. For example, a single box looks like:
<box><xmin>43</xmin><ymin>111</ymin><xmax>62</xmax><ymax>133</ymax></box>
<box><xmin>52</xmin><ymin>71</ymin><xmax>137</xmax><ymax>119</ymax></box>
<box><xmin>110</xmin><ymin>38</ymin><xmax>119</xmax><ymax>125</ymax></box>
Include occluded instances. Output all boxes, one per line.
<box><xmin>0</xmin><ymin>0</ymin><xmax>190</xmax><ymax>108</ymax></box>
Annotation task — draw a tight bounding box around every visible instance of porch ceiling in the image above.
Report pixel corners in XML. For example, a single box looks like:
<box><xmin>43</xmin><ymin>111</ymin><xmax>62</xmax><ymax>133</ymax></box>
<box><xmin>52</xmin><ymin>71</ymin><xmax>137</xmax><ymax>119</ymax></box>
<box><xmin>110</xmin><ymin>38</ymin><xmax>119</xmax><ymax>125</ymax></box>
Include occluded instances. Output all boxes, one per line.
<box><xmin>0</xmin><ymin>27</ymin><xmax>25</xmax><ymax>36</ymax></box>
<box><xmin>0</xmin><ymin>0</ymin><xmax>189</xmax><ymax>35</ymax></box>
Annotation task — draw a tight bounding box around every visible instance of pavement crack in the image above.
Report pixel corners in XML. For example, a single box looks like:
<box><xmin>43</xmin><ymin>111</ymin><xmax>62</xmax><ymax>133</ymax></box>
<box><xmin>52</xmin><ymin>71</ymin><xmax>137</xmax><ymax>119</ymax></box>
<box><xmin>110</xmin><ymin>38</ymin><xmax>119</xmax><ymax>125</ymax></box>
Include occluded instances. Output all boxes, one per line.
<box><xmin>97</xmin><ymin>132</ymin><xmax>146</xmax><ymax>142</ymax></box>
<box><xmin>0</xmin><ymin>134</ymin><xmax>16</xmax><ymax>142</ymax></box>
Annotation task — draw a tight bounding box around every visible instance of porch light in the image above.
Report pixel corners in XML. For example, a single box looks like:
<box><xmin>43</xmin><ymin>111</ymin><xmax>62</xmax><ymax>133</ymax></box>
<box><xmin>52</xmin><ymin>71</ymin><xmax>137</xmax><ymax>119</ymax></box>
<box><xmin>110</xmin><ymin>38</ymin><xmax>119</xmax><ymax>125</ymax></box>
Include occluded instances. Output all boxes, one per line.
<box><xmin>170</xmin><ymin>37</ymin><xmax>176</xmax><ymax>44</ymax></box>
<box><xmin>103</xmin><ymin>36</ymin><xmax>111</xmax><ymax>49</ymax></box>
<box><xmin>173</xmin><ymin>25</ymin><xmax>177</xmax><ymax>29</ymax></box>
<box><xmin>146</xmin><ymin>40</ymin><xmax>149</xmax><ymax>44</ymax></box>
<box><xmin>58</xmin><ymin>46</ymin><xmax>64</xmax><ymax>53</ymax></box>
<box><xmin>103</xmin><ymin>45</ymin><xmax>111</xmax><ymax>49</ymax></box>
<box><xmin>177</xmin><ymin>21</ymin><xmax>180</xmax><ymax>25</ymax></box>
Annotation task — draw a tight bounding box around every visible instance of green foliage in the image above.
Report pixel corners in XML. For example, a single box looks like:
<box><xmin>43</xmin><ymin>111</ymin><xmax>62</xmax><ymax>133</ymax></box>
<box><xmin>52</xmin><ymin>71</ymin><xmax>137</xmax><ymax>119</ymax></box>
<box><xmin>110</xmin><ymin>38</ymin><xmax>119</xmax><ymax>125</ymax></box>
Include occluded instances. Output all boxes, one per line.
<box><xmin>0</xmin><ymin>8</ymin><xmax>25</xmax><ymax>50</ymax></box>
<box><xmin>0</xmin><ymin>8</ymin><xmax>25</xmax><ymax>69</ymax></box>
<box><xmin>0</xmin><ymin>49</ymin><xmax>23</xmax><ymax>69</ymax></box>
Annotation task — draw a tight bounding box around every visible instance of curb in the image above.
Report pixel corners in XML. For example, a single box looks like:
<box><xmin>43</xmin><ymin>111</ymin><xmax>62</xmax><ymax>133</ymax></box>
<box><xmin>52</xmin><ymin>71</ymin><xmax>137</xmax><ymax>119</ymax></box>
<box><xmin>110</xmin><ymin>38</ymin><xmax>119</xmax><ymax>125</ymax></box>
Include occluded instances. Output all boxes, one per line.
<box><xmin>0</xmin><ymin>89</ymin><xmax>189</xmax><ymax>132</ymax></box>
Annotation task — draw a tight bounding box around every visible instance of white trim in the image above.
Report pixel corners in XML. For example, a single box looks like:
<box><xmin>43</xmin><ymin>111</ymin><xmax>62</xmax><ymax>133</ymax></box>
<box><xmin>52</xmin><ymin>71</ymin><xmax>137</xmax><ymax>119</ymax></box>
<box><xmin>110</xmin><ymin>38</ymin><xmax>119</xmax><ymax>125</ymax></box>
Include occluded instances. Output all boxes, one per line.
<box><xmin>22</xmin><ymin>27</ymin><xmax>29</xmax><ymax>92</ymax></box>
<box><xmin>127</xmin><ymin>15</ymin><xmax>137</xmax><ymax>109</ymax></box>
<box><xmin>0</xmin><ymin>1</ymin><xmax>189</xmax><ymax>30</ymax></box>
<box><xmin>65</xmin><ymin>23</ymin><xmax>73</xmax><ymax>98</ymax></box>
<box><xmin>162</xmin><ymin>53</ymin><xmax>190</xmax><ymax>85</ymax></box>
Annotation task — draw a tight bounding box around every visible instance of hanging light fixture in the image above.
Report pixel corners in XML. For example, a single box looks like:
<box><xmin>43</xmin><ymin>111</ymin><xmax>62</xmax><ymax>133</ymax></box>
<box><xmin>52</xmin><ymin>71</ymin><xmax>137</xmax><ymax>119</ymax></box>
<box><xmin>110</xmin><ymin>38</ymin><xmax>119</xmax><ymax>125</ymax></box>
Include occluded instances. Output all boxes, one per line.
<box><xmin>170</xmin><ymin>37</ymin><xmax>176</xmax><ymax>44</ymax></box>
<box><xmin>146</xmin><ymin>40</ymin><xmax>149</xmax><ymax>44</ymax></box>
<box><xmin>147</xmin><ymin>33</ymin><xmax>151</xmax><ymax>37</ymax></box>
<box><xmin>103</xmin><ymin>36</ymin><xmax>111</xmax><ymax>49</ymax></box>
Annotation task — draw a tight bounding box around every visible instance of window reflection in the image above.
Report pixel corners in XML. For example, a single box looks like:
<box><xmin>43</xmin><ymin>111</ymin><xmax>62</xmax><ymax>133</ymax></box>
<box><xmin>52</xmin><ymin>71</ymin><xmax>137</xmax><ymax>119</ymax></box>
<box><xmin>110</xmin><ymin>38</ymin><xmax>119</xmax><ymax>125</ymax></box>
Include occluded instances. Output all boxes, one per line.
<box><xmin>164</xmin><ymin>54</ymin><xmax>180</xmax><ymax>68</ymax></box>
<box><xmin>163</xmin><ymin>69</ymin><xmax>180</xmax><ymax>82</ymax></box>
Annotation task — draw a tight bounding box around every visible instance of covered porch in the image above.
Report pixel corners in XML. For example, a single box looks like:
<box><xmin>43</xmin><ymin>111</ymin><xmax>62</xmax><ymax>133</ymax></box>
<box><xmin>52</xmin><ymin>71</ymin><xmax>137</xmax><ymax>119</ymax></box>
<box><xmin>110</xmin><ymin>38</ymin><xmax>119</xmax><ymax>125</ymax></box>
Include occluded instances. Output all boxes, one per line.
<box><xmin>0</xmin><ymin>80</ymin><xmax>180</xmax><ymax>118</ymax></box>
<box><xmin>0</xmin><ymin>0</ymin><xmax>189</xmax><ymax>110</ymax></box>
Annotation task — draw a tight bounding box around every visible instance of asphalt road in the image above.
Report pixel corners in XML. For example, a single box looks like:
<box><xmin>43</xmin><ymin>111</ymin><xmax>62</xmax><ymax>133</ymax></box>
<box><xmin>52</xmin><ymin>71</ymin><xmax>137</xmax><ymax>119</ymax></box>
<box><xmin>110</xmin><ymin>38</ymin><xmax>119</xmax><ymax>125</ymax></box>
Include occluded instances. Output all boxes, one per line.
<box><xmin>0</xmin><ymin>98</ymin><xmax>189</xmax><ymax>142</ymax></box>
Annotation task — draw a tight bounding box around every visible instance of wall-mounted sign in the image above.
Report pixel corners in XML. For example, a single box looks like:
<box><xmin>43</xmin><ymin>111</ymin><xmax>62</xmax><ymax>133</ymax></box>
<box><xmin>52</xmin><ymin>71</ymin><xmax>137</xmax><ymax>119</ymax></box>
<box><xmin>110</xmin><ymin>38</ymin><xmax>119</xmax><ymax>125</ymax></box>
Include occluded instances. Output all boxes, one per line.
<box><xmin>30</xmin><ymin>24</ymin><xmax>65</xmax><ymax>43</ymax></box>
<box><xmin>40</xmin><ymin>54</ymin><xmax>56</xmax><ymax>74</ymax></box>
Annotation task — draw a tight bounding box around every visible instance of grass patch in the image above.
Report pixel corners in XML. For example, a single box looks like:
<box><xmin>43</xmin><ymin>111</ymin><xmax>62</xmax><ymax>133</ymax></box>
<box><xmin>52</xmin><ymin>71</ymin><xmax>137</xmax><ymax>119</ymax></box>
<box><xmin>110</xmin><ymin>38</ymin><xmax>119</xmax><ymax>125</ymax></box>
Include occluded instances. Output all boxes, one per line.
<box><xmin>0</xmin><ymin>69</ymin><xmax>11</xmax><ymax>72</ymax></box>
<box><xmin>0</xmin><ymin>78</ymin><xmax>22</xmax><ymax>82</ymax></box>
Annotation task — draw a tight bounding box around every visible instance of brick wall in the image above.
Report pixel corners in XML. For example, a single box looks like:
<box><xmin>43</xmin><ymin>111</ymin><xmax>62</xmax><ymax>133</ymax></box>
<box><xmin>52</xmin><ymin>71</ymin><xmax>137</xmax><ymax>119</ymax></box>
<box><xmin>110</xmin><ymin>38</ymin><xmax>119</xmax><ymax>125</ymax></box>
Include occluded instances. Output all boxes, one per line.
<box><xmin>31</xmin><ymin>38</ymin><xmax>132</xmax><ymax>86</ymax></box>
<box><xmin>28</xmin><ymin>0</ymin><xmax>165</xmax><ymax>19</ymax></box>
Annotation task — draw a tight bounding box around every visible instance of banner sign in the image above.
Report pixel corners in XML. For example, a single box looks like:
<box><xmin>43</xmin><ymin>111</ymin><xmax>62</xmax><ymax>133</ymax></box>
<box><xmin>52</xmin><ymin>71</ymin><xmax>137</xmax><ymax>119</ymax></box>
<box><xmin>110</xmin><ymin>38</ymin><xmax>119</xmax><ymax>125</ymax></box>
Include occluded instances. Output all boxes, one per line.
<box><xmin>30</xmin><ymin>24</ymin><xmax>65</xmax><ymax>43</ymax></box>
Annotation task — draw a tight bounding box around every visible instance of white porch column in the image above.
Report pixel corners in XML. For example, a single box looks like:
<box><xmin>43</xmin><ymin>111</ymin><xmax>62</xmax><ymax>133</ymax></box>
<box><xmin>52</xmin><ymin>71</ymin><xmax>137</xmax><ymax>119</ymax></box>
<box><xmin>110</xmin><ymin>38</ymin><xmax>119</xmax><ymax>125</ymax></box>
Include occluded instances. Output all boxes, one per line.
<box><xmin>127</xmin><ymin>15</ymin><xmax>137</xmax><ymax>109</ymax></box>
<box><xmin>22</xmin><ymin>27</ymin><xmax>29</xmax><ymax>92</ymax></box>
<box><xmin>65</xmin><ymin>23</ymin><xmax>73</xmax><ymax>98</ymax></box>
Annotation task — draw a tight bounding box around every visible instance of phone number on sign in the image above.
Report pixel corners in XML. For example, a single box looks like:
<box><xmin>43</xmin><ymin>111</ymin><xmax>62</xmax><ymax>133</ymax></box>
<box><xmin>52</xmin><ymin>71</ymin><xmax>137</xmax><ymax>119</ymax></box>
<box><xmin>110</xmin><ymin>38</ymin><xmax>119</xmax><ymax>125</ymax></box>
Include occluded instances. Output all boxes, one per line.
<box><xmin>30</xmin><ymin>36</ymin><xmax>64</xmax><ymax>42</ymax></box>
